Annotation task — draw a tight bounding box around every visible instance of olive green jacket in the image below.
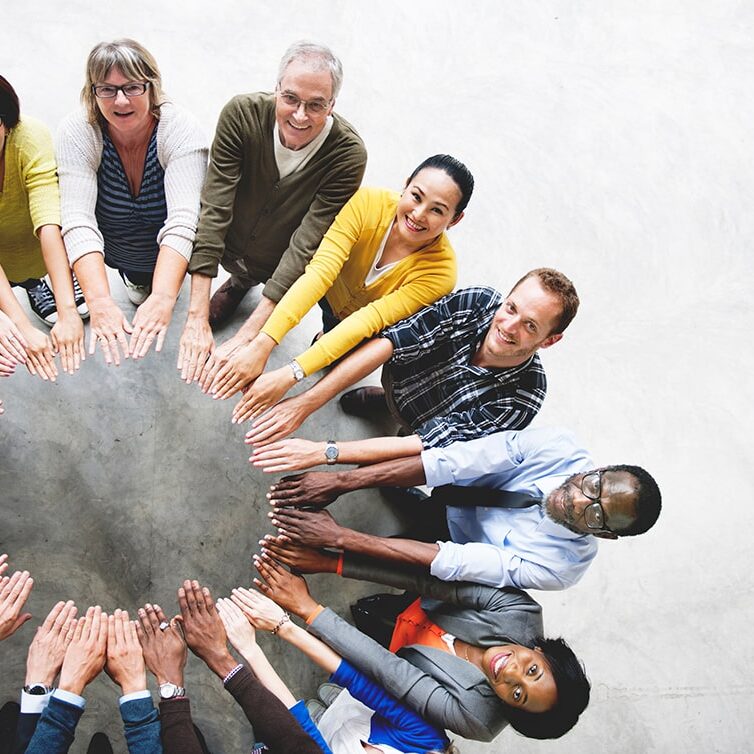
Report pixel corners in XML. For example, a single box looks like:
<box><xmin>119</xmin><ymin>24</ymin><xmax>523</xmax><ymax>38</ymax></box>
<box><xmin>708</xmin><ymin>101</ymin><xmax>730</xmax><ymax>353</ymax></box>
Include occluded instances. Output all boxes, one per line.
<box><xmin>188</xmin><ymin>92</ymin><xmax>366</xmax><ymax>302</ymax></box>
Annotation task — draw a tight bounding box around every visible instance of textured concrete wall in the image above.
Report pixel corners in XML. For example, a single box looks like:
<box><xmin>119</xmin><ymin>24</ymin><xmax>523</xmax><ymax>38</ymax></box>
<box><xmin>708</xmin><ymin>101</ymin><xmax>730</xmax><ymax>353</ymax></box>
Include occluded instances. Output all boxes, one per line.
<box><xmin>2</xmin><ymin>2</ymin><xmax>752</xmax><ymax>752</ymax></box>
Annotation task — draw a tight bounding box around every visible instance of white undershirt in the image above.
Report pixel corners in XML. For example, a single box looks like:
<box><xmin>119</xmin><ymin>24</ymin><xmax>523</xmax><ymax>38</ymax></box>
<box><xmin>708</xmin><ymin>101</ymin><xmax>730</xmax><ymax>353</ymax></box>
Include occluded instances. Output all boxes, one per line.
<box><xmin>273</xmin><ymin>116</ymin><xmax>334</xmax><ymax>178</ymax></box>
<box><xmin>363</xmin><ymin>220</ymin><xmax>399</xmax><ymax>286</ymax></box>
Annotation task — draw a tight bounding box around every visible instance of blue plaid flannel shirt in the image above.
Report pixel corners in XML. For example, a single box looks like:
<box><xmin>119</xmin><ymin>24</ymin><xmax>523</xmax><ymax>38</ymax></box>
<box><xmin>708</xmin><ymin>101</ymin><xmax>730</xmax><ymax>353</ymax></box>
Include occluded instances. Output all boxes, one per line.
<box><xmin>381</xmin><ymin>286</ymin><xmax>547</xmax><ymax>448</ymax></box>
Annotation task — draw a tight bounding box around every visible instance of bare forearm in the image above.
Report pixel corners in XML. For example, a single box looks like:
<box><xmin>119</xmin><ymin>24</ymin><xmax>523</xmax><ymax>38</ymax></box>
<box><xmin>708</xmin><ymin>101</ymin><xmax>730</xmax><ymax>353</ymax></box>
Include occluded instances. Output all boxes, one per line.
<box><xmin>336</xmin><ymin>434</ymin><xmax>423</xmax><ymax>466</ymax></box>
<box><xmin>38</xmin><ymin>225</ymin><xmax>76</xmax><ymax>309</ymax></box>
<box><xmin>295</xmin><ymin>337</ymin><xmax>394</xmax><ymax>415</ymax></box>
<box><xmin>151</xmin><ymin>246</ymin><xmax>189</xmax><ymax>300</ymax></box>
<box><xmin>278</xmin><ymin>622</ymin><xmax>340</xmax><ymax>675</ymax></box>
<box><xmin>73</xmin><ymin>251</ymin><xmax>112</xmax><ymax>302</ymax></box>
<box><xmin>237</xmin><ymin>643</ymin><xmax>296</xmax><ymax>708</ymax></box>
<box><xmin>186</xmin><ymin>273</ymin><xmax>212</xmax><ymax>319</ymax></box>
<box><xmin>235</xmin><ymin>296</ymin><xmax>276</xmax><ymax>343</ymax></box>
<box><xmin>332</xmin><ymin>456</ymin><xmax>427</xmax><ymax>496</ymax></box>
<box><xmin>0</xmin><ymin>268</ymin><xmax>32</xmax><ymax>327</ymax></box>
<box><xmin>337</xmin><ymin>528</ymin><xmax>439</xmax><ymax>569</ymax></box>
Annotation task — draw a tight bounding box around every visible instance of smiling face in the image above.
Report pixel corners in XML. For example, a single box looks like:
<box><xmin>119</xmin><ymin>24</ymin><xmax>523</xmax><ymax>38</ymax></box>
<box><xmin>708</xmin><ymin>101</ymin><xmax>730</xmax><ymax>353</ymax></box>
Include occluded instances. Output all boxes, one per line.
<box><xmin>393</xmin><ymin>167</ymin><xmax>464</xmax><ymax>249</ymax></box>
<box><xmin>275</xmin><ymin>59</ymin><xmax>334</xmax><ymax>151</ymax></box>
<box><xmin>476</xmin><ymin>276</ymin><xmax>564</xmax><ymax>368</ymax></box>
<box><xmin>481</xmin><ymin>643</ymin><xmax>557</xmax><ymax>713</ymax></box>
<box><xmin>545</xmin><ymin>470</ymin><xmax>639</xmax><ymax>538</ymax></box>
<box><xmin>94</xmin><ymin>66</ymin><xmax>153</xmax><ymax>137</ymax></box>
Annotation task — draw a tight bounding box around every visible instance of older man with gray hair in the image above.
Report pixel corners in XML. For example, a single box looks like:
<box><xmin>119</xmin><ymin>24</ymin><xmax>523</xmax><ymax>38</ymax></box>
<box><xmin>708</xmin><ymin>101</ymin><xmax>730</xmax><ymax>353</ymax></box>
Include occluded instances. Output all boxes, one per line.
<box><xmin>178</xmin><ymin>41</ymin><xmax>367</xmax><ymax>388</ymax></box>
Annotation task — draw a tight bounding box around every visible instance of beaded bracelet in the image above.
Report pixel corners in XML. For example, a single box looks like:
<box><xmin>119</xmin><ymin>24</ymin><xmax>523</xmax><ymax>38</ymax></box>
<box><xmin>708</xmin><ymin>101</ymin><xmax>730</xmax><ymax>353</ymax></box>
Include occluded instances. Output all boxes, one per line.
<box><xmin>271</xmin><ymin>612</ymin><xmax>291</xmax><ymax>635</ymax></box>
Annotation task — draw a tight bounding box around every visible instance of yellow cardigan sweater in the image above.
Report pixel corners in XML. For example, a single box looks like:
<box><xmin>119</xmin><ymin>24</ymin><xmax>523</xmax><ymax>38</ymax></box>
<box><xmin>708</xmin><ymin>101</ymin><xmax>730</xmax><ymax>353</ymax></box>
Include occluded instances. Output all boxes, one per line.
<box><xmin>0</xmin><ymin>116</ymin><xmax>60</xmax><ymax>281</ymax></box>
<box><xmin>261</xmin><ymin>187</ymin><xmax>457</xmax><ymax>376</ymax></box>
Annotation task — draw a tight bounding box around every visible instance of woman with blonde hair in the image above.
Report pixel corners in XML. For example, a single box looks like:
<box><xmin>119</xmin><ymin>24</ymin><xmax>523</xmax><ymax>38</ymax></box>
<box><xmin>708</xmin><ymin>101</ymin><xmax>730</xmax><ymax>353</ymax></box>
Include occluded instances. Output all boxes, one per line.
<box><xmin>56</xmin><ymin>39</ymin><xmax>207</xmax><ymax>364</ymax></box>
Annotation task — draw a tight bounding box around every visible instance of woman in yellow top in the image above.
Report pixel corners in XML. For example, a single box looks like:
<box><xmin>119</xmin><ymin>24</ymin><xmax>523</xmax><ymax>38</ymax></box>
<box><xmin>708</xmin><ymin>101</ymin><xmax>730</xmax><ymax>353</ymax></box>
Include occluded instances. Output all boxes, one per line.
<box><xmin>211</xmin><ymin>154</ymin><xmax>473</xmax><ymax>424</ymax></box>
<box><xmin>0</xmin><ymin>75</ymin><xmax>86</xmax><ymax>386</ymax></box>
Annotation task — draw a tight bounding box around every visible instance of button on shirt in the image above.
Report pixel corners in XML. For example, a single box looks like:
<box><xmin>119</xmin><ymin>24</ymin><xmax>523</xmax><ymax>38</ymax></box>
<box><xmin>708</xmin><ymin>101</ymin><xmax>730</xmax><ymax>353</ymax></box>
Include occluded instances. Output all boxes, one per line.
<box><xmin>422</xmin><ymin>425</ymin><xmax>599</xmax><ymax>590</ymax></box>
<box><xmin>381</xmin><ymin>286</ymin><xmax>547</xmax><ymax>448</ymax></box>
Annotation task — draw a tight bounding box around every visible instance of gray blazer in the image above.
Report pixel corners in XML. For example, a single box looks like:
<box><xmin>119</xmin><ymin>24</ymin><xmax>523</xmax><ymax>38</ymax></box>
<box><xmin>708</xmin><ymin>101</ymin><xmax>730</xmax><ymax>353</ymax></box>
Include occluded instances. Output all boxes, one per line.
<box><xmin>308</xmin><ymin>555</ymin><xmax>545</xmax><ymax>742</ymax></box>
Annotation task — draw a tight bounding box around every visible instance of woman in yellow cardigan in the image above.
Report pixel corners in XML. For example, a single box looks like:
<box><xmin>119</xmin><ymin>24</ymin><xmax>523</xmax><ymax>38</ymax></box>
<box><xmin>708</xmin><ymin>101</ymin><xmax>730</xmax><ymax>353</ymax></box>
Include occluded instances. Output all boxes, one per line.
<box><xmin>211</xmin><ymin>154</ymin><xmax>473</xmax><ymax>424</ymax></box>
<box><xmin>0</xmin><ymin>75</ymin><xmax>86</xmax><ymax>384</ymax></box>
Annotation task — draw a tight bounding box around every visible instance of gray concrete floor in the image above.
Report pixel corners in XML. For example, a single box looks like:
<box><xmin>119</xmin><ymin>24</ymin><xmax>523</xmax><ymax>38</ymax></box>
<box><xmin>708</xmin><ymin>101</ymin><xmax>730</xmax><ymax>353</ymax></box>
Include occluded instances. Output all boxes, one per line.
<box><xmin>3</xmin><ymin>2</ymin><xmax>754</xmax><ymax>752</ymax></box>
<box><xmin>0</xmin><ymin>277</ymin><xmax>409</xmax><ymax>752</ymax></box>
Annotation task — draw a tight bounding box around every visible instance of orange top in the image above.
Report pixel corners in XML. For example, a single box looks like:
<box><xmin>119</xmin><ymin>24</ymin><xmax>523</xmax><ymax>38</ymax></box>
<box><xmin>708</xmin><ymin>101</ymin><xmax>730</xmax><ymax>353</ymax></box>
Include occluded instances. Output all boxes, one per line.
<box><xmin>389</xmin><ymin>598</ymin><xmax>454</xmax><ymax>654</ymax></box>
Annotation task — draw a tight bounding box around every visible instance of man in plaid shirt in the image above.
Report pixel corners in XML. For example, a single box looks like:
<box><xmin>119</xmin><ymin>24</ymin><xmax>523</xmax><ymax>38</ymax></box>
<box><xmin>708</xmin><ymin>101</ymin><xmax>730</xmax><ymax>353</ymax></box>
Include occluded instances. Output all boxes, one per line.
<box><xmin>245</xmin><ymin>267</ymin><xmax>579</xmax><ymax>450</ymax></box>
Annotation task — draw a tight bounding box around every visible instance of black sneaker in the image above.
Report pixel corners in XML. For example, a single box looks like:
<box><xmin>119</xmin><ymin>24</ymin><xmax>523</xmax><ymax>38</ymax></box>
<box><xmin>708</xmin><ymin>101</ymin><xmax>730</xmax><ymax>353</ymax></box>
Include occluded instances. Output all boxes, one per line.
<box><xmin>25</xmin><ymin>278</ymin><xmax>57</xmax><ymax>326</ymax></box>
<box><xmin>72</xmin><ymin>274</ymin><xmax>90</xmax><ymax>320</ymax></box>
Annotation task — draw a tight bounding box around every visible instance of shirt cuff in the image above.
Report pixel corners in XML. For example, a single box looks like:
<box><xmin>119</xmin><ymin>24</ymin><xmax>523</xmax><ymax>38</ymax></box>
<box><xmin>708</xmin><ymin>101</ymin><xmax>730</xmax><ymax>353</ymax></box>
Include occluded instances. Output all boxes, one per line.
<box><xmin>305</xmin><ymin>604</ymin><xmax>326</xmax><ymax>625</ymax></box>
<box><xmin>52</xmin><ymin>688</ymin><xmax>86</xmax><ymax>709</ymax></box>
<box><xmin>119</xmin><ymin>689</ymin><xmax>151</xmax><ymax>705</ymax></box>
<box><xmin>421</xmin><ymin>446</ymin><xmax>452</xmax><ymax>487</ymax></box>
<box><xmin>20</xmin><ymin>690</ymin><xmax>51</xmax><ymax>714</ymax></box>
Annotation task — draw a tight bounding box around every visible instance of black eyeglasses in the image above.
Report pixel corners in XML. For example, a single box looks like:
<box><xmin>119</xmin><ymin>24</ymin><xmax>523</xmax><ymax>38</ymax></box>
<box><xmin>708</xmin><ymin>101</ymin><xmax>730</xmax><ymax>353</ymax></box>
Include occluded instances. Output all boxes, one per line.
<box><xmin>92</xmin><ymin>82</ymin><xmax>150</xmax><ymax>99</ymax></box>
<box><xmin>276</xmin><ymin>88</ymin><xmax>332</xmax><ymax>115</ymax></box>
<box><xmin>575</xmin><ymin>471</ymin><xmax>609</xmax><ymax>530</ymax></box>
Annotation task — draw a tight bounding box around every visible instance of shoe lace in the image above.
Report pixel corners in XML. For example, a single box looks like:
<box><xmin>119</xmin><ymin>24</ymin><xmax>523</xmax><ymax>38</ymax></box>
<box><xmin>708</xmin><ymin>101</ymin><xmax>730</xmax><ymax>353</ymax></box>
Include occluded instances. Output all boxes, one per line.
<box><xmin>72</xmin><ymin>276</ymin><xmax>85</xmax><ymax>303</ymax></box>
<box><xmin>28</xmin><ymin>281</ymin><xmax>56</xmax><ymax>311</ymax></box>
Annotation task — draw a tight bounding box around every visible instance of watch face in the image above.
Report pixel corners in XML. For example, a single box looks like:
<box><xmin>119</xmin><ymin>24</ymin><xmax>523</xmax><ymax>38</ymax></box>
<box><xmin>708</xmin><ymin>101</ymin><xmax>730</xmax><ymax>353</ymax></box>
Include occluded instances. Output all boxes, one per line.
<box><xmin>26</xmin><ymin>684</ymin><xmax>49</xmax><ymax>695</ymax></box>
<box><xmin>325</xmin><ymin>444</ymin><xmax>338</xmax><ymax>461</ymax></box>
<box><xmin>159</xmin><ymin>683</ymin><xmax>178</xmax><ymax>699</ymax></box>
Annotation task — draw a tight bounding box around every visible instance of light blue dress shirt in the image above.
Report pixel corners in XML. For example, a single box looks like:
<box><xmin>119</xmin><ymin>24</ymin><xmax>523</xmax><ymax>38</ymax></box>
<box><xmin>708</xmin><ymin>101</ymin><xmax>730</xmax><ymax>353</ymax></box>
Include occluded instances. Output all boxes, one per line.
<box><xmin>421</xmin><ymin>425</ymin><xmax>599</xmax><ymax>590</ymax></box>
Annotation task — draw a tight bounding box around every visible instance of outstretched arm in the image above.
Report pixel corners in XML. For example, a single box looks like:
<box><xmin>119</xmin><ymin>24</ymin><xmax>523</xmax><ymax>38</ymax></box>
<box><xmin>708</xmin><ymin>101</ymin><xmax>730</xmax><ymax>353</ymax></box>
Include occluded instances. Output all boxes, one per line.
<box><xmin>242</xmin><ymin>336</ymin><xmax>394</xmax><ymax>442</ymax></box>
<box><xmin>250</xmin><ymin>433</ymin><xmax>422</xmax><ymax>473</ymax></box>
<box><xmin>266</xmin><ymin>455</ymin><xmax>426</xmax><ymax>509</ymax></box>
<box><xmin>270</xmin><ymin>508</ymin><xmax>439</xmax><ymax>569</ymax></box>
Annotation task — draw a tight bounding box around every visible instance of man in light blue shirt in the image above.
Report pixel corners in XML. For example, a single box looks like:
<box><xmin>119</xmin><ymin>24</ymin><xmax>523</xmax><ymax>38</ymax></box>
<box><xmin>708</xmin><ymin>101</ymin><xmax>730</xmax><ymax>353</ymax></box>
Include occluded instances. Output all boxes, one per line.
<box><xmin>267</xmin><ymin>426</ymin><xmax>662</xmax><ymax>591</ymax></box>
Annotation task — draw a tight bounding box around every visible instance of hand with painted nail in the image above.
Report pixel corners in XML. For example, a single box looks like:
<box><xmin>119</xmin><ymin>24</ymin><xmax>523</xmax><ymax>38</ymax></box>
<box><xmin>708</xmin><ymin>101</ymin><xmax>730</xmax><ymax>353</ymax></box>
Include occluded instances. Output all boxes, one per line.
<box><xmin>251</xmin><ymin>556</ymin><xmax>319</xmax><ymax>620</ymax></box>
<box><xmin>25</xmin><ymin>601</ymin><xmax>78</xmax><ymax>686</ymax></box>
<box><xmin>58</xmin><ymin>606</ymin><xmax>108</xmax><ymax>696</ymax></box>
<box><xmin>257</xmin><ymin>535</ymin><xmax>338</xmax><ymax>575</ymax></box>
<box><xmin>136</xmin><ymin>603</ymin><xmax>187</xmax><ymax>687</ymax></box>
<box><xmin>105</xmin><ymin>609</ymin><xmax>147</xmax><ymax>694</ymax></box>
<box><xmin>270</xmin><ymin>507</ymin><xmax>344</xmax><ymax>548</ymax></box>
<box><xmin>0</xmin><ymin>567</ymin><xmax>35</xmax><ymax>640</ymax></box>
<box><xmin>176</xmin><ymin>580</ymin><xmax>237</xmax><ymax>679</ymax></box>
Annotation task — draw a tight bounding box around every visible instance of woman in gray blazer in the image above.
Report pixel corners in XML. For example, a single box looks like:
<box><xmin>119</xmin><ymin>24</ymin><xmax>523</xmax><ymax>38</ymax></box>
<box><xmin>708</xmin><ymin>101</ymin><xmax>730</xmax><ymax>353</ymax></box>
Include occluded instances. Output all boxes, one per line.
<box><xmin>252</xmin><ymin>551</ymin><xmax>590</xmax><ymax>743</ymax></box>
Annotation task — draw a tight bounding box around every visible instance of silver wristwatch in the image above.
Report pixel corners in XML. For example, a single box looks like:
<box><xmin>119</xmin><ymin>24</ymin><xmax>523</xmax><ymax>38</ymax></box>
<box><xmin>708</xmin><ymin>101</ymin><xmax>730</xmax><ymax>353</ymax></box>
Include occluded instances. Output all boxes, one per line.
<box><xmin>325</xmin><ymin>440</ymin><xmax>339</xmax><ymax>465</ymax></box>
<box><xmin>159</xmin><ymin>682</ymin><xmax>186</xmax><ymax>699</ymax></box>
<box><xmin>289</xmin><ymin>359</ymin><xmax>305</xmax><ymax>382</ymax></box>
<box><xmin>24</xmin><ymin>683</ymin><xmax>53</xmax><ymax>695</ymax></box>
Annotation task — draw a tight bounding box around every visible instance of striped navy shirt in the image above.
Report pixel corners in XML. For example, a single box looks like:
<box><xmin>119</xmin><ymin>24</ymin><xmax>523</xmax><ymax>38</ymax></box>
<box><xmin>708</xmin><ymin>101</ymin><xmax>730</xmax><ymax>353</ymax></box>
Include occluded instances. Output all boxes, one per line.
<box><xmin>96</xmin><ymin>126</ymin><xmax>167</xmax><ymax>273</ymax></box>
<box><xmin>381</xmin><ymin>286</ymin><xmax>547</xmax><ymax>448</ymax></box>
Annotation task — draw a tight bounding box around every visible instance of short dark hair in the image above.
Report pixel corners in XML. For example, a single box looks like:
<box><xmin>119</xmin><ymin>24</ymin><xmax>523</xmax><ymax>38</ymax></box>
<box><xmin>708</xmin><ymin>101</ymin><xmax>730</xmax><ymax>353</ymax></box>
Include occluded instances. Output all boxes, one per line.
<box><xmin>407</xmin><ymin>154</ymin><xmax>474</xmax><ymax>218</ymax></box>
<box><xmin>0</xmin><ymin>75</ymin><xmax>20</xmax><ymax>129</ymax></box>
<box><xmin>605</xmin><ymin>464</ymin><xmax>661</xmax><ymax>536</ymax></box>
<box><xmin>509</xmin><ymin>268</ymin><xmax>580</xmax><ymax>334</ymax></box>
<box><xmin>504</xmin><ymin>637</ymin><xmax>590</xmax><ymax>740</ymax></box>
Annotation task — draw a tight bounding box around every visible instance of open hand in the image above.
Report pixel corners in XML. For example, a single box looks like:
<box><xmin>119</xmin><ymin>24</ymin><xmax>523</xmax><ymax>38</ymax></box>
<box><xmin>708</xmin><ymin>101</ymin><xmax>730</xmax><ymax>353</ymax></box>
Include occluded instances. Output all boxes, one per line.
<box><xmin>105</xmin><ymin>609</ymin><xmax>147</xmax><ymax>694</ymax></box>
<box><xmin>243</xmin><ymin>395</ymin><xmax>309</xmax><ymax>446</ymax></box>
<box><xmin>58</xmin><ymin>606</ymin><xmax>108</xmax><ymax>696</ymax></box>
<box><xmin>269</xmin><ymin>507</ymin><xmax>345</xmax><ymax>549</ymax></box>
<box><xmin>0</xmin><ymin>568</ymin><xmax>35</xmax><ymax>640</ymax></box>
<box><xmin>25</xmin><ymin>600</ymin><xmax>78</xmax><ymax>686</ymax></box>
<box><xmin>258</xmin><ymin>535</ymin><xmax>338</xmax><ymax>574</ymax></box>
<box><xmin>250</xmin><ymin>438</ymin><xmax>325</xmax><ymax>472</ymax></box>
<box><xmin>87</xmin><ymin>296</ymin><xmax>132</xmax><ymax>366</ymax></box>
<box><xmin>251</xmin><ymin>556</ymin><xmax>319</xmax><ymax>620</ymax></box>
<box><xmin>177</xmin><ymin>315</ymin><xmax>214</xmax><ymax>384</ymax></box>
<box><xmin>136</xmin><ymin>603</ymin><xmax>187</xmax><ymax>686</ymax></box>
<box><xmin>129</xmin><ymin>292</ymin><xmax>176</xmax><ymax>359</ymax></box>
<box><xmin>267</xmin><ymin>472</ymin><xmax>342</xmax><ymax>509</ymax></box>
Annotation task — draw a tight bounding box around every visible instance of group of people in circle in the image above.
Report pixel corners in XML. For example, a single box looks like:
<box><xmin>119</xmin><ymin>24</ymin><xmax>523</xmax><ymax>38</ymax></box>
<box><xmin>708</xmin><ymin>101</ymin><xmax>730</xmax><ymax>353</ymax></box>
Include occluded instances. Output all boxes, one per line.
<box><xmin>0</xmin><ymin>35</ymin><xmax>662</xmax><ymax>754</ymax></box>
